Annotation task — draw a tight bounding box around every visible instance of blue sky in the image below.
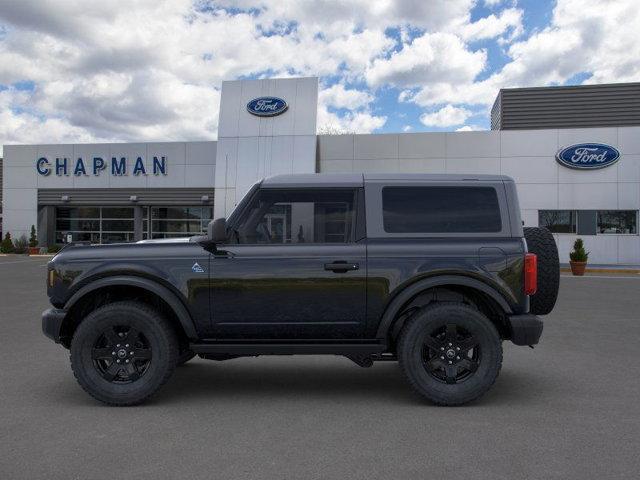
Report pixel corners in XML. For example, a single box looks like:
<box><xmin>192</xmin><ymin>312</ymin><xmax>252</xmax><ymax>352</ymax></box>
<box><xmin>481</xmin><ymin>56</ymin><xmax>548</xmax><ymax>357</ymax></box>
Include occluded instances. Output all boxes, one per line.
<box><xmin>0</xmin><ymin>0</ymin><xmax>637</xmax><ymax>150</ymax></box>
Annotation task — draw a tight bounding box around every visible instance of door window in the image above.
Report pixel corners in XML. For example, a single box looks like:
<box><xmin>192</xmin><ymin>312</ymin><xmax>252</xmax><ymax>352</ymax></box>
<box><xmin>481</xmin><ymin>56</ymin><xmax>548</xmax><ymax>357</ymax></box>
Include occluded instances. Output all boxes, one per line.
<box><xmin>231</xmin><ymin>189</ymin><xmax>355</xmax><ymax>244</ymax></box>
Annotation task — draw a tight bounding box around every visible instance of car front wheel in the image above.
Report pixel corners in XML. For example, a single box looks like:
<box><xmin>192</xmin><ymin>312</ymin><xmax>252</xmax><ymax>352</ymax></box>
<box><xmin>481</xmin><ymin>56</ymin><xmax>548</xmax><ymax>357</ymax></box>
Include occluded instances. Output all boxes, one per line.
<box><xmin>70</xmin><ymin>301</ymin><xmax>178</xmax><ymax>406</ymax></box>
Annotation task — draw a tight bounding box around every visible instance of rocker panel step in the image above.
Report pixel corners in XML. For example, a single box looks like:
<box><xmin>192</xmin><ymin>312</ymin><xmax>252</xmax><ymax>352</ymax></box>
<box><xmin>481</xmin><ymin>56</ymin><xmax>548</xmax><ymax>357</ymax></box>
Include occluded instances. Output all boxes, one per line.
<box><xmin>190</xmin><ymin>342</ymin><xmax>387</xmax><ymax>356</ymax></box>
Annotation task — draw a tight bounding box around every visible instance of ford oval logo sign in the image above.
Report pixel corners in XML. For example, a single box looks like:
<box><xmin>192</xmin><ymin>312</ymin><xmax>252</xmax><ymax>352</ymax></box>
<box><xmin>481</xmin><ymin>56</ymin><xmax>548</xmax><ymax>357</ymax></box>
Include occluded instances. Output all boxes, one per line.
<box><xmin>556</xmin><ymin>143</ymin><xmax>620</xmax><ymax>170</ymax></box>
<box><xmin>247</xmin><ymin>97</ymin><xmax>288</xmax><ymax>117</ymax></box>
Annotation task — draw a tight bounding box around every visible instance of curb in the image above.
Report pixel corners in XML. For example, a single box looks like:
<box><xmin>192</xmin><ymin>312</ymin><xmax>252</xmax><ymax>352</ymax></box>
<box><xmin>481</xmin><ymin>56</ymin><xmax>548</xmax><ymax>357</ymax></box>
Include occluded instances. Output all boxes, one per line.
<box><xmin>561</xmin><ymin>267</ymin><xmax>640</xmax><ymax>275</ymax></box>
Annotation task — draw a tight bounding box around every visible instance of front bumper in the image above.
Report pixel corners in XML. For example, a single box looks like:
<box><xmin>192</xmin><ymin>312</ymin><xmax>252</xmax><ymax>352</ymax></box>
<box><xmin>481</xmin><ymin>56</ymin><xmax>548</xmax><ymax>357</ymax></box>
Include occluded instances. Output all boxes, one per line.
<box><xmin>42</xmin><ymin>308</ymin><xmax>67</xmax><ymax>343</ymax></box>
<box><xmin>508</xmin><ymin>314</ymin><xmax>543</xmax><ymax>346</ymax></box>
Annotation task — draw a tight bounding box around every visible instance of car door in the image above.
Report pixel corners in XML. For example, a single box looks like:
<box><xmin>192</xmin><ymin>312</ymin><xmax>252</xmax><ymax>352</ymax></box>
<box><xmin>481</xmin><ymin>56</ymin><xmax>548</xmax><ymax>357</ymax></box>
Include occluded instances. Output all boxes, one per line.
<box><xmin>209</xmin><ymin>187</ymin><xmax>367</xmax><ymax>339</ymax></box>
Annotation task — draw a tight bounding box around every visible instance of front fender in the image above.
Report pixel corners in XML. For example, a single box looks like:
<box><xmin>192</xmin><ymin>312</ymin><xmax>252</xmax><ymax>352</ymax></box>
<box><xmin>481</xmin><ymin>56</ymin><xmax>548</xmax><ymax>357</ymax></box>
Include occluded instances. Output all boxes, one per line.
<box><xmin>64</xmin><ymin>275</ymin><xmax>198</xmax><ymax>339</ymax></box>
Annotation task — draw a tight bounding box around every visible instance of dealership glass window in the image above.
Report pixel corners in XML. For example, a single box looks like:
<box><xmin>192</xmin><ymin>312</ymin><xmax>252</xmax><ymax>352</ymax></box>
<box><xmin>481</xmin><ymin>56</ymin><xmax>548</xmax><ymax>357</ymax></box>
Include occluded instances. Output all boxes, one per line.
<box><xmin>145</xmin><ymin>206</ymin><xmax>213</xmax><ymax>239</ymax></box>
<box><xmin>55</xmin><ymin>207</ymin><xmax>135</xmax><ymax>244</ymax></box>
<box><xmin>538</xmin><ymin>210</ymin><xmax>577</xmax><ymax>233</ymax></box>
<box><xmin>597</xmin><ymin>211</ymin><xmax>638</xmax><ymax>234</ymax></box>
<box><xmin>232</xmin><ymin>189</ymin><xmax>355</xmax><ymax>244</ymax></box>
<box><xmin>382</xmin><ymin>186</ymin><xmax>502</xmax><ymax>233</ymax></box>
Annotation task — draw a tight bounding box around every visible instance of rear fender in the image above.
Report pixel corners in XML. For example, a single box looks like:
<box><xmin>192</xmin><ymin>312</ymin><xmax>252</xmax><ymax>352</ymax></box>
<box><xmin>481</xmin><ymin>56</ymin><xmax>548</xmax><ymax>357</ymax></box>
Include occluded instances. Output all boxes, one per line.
<box><xmin>375</xmin><ymin>275</ymin><xmax>513</xmax><ymax>340</ymax></box>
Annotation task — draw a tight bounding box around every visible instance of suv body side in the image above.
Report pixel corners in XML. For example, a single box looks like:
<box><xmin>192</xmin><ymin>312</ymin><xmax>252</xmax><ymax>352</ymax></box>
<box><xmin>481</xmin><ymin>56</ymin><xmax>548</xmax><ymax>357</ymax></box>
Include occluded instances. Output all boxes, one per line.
<box><xmin>206</xmin><ymin>174</ymin><xmax>527</xmax><ymax>341</ymax></box>
<box><xmin>363</xmin><ymin>176</ymin><xmax>527</xmax><ymax>338</ymax></box>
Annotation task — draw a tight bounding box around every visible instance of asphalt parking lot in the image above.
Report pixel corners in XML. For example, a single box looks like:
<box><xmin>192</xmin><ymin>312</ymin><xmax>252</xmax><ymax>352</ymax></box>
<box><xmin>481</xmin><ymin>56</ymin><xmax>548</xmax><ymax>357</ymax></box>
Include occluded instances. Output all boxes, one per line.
<box><xmin>1</xmin><ymin>255</ymin><xmax>639</xmax><ymax>480</ymax></box>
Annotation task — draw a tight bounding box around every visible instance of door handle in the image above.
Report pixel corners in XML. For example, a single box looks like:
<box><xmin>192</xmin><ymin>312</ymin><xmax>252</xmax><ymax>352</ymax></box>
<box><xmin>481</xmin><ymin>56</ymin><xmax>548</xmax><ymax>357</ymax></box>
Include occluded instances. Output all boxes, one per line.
<box><xmin>324</xmin><ymin>261</ymin><xmax>359</xmax><ymax>273</ymax></box>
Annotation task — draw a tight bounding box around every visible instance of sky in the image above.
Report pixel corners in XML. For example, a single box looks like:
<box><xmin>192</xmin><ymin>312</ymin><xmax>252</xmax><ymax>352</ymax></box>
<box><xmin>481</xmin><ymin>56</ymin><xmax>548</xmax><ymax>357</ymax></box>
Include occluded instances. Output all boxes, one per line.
<box><xmin>0</xmin><ymin>0</ymin><xmax>638</xmax><ymax>154</ymax></box>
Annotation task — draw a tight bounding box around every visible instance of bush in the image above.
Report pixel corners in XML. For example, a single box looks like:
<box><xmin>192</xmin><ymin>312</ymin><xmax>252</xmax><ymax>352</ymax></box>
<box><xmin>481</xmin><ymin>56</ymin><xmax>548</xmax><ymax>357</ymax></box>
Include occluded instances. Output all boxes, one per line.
<box><xmin>47</xmin><ymin>244</ymin><xmax>62</xmax><ymax>254</ymax></box>
<box><xmin>13</xmin><ymin>235</ymin><xmax>29</xmax><ymax>254</ymax></box>
<box><xmin>29</xmin><ymin>225</ymin><xmax>38</xmax><ymax>248</ymax></box>
<box><xmin>1</xmin><ymin>233</ymin><xmax>15</xmax><ymax>253</ymax></box>
<box><xmin>569</xmin><ymin>238</ymin><xmax>589</xmax><ymax>262</ymax></box>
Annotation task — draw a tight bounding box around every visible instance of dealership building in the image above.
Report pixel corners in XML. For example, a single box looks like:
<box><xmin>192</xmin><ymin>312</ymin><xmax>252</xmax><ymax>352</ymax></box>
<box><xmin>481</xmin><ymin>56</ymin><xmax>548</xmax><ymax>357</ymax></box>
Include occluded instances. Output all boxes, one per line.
<box><xmin>1</xmin><ymin>78</ymin><xmax>639</xmax><ymax>264</ymax></box>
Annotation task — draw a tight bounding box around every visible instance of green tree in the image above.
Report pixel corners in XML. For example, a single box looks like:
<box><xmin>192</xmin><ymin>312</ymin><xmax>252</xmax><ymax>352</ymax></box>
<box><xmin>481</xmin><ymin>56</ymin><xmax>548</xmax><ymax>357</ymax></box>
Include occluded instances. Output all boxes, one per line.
<box><xmin>29</xmin><ymin>225</ymin><xmax>38</xmax><ymax>248</ymax></box>
<box><xmin>1</xmin><ymin>233</ymin><xmax>15</xmax><ymax>253</ymax></box>
<box><xmin>569</xmin><ymin>238</ymin><xmax>589</xmax><ymax>262</ymax></box>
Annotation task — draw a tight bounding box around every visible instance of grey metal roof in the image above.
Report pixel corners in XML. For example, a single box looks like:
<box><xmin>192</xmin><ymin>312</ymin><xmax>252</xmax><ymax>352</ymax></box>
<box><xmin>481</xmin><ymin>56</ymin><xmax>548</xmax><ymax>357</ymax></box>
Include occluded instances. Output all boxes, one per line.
<box><xmin>261</xmin><ymin>173</ymin><xmax>512</xmax><ymax>188</ymax></box>
<box><xmin>491</xmin><ymin>82</ymin><xmax>640</xmax><ymax>130</ymax></box>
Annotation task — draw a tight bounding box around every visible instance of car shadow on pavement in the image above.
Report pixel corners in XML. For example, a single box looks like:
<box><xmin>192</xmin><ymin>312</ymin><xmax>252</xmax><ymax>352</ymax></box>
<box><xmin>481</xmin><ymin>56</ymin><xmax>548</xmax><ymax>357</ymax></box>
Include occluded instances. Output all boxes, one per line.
<box><xmin>48</xmin><ymin>358</ymin><xmax>549</xmax><ymax>408</ymax></box>
<box><xmin>152</xmin><ymin>359</ymin><xmax>549</xmax><ymax>407</ymax></box>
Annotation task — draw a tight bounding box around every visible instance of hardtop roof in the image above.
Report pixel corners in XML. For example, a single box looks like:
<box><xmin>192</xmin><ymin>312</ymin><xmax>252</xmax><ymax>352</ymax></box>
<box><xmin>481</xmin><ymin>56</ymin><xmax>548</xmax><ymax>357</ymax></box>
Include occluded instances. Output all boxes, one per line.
<box><xmin>261</xmin><ymin>173</ymin><xmax>512</xmax><ymax>188</ymax></box>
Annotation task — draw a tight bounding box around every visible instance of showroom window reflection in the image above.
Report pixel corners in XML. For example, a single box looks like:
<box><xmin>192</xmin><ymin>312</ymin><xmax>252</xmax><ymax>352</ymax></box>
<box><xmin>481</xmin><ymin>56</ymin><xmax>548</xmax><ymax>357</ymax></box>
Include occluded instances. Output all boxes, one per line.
<box><xmin>538</xmin><ymin>210</ymin><xmax>577</xmax><ymax>233</ymax></box>
<box><xmin>597</xmin><ymin>210</ymin><xmax>637</xmax><ymax>234</ymax></box>
<box><xmin>539</xmin><ymin>210</ymin><xmax>638</xmax><ymax>235</ymax></box>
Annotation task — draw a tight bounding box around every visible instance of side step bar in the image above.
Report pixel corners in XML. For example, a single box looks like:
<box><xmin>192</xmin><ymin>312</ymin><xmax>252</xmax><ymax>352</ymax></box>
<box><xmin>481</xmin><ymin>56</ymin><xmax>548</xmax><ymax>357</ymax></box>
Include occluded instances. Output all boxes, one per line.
<box><xmin>190</xmin><ymin>342</ymin><xmax>387</xmax><ymax>356</ymax></box>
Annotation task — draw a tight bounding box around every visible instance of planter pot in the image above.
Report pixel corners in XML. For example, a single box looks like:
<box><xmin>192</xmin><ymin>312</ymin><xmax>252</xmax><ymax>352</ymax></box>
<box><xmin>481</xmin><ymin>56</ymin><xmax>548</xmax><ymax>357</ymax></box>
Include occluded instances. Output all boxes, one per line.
<box><xmin>570</xmin><ymin>261</ymin><xmax>587</xmax><ymax>276</ymax></box>
<box><xmin>28</xmin><ymin>246</ymin><xmax>40</xmax><ymax>255</ymax></box>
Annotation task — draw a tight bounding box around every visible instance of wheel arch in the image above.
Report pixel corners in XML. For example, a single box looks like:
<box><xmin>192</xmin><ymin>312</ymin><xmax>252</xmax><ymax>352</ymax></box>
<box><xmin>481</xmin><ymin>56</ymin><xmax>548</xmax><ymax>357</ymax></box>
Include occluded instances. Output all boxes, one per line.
<box><xmin>376</xmin><ymin>275</ymin><xmax>513</xmax><ymax>345</ymax></box>
<box><xmin>61</xmin><ymin>276</ymin><xmax>198</xmax><ymax>347</ymax></box>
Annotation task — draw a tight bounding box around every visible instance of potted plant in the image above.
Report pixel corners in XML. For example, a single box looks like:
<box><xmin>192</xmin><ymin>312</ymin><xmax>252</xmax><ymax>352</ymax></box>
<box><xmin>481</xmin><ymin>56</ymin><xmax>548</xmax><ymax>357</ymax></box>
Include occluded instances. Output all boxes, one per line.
<box><xmin>28</xmin><ymin>225</ymin><xmax>39</xmax><ymax>255</ymax></box>
<box><xmin>569</xmin><ymin>238</ymin><xmax>589</xmax><ymax>276</ymax></box>
<box><xmin>1</xmin><ymin>232</ymin><xmax>15</xmax><ymax>253</ymax></box>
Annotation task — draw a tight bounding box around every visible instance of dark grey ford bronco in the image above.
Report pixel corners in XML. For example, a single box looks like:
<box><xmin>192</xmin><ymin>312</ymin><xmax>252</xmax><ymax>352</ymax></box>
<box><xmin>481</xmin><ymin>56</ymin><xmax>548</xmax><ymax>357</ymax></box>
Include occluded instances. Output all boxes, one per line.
<box><xmin>42</xmin><ymin>173</ymin><xmax>559</xmax><ymax>406</ymax></box>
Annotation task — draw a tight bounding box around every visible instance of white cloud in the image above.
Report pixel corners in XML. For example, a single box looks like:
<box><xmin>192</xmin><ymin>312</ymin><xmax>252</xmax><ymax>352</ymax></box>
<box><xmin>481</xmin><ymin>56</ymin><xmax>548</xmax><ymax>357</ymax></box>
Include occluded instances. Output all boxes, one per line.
<box><xmin>0</xmin><ymin>0</ymin><xmax>638</xmax><ymax>146</ymax></box>
<box><xmin>456</xmin><ymin>125</ymin><xmax>484</xmax><ymax>131</ymax></box>
<box><xmin>366</xmin><ymin>32</ymin><xmax>486</xmax><ymax>88</ymax></box>
<box><xmin>458</xmin><ymin>8</ymin><xmax>523</xmax><ymax>42</ymax></box>
<box><xmin>402</xmin><ymin>125</ymin><xmax>413</xmax><ymax>132</ymax></box>
<box><xmin>319</xmin><ymin>84</ymin><xmax>373</xmax><ymax>110</ymax></box>
<box><xmin>404</xmin><ymin>0</ymin><xmax>640</xmax><ymax>111</ymax></box>
<box><xmin>317</xmin><ymin>106</ymin><xmax>386</xmax><ymax>134</ymax></box>
<box><xmin>420</xmin><ymin>105</ymin><xmax>472</xmax><ymax>127</ymax></box>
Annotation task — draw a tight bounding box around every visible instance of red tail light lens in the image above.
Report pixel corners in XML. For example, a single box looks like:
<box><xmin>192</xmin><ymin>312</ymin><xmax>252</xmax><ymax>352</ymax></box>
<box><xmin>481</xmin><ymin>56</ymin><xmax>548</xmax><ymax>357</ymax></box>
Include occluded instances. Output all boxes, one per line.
<box><xmin>524</xmin><ymin>253</ymin><xmax>537</xmax><ymax>296</ymax></box>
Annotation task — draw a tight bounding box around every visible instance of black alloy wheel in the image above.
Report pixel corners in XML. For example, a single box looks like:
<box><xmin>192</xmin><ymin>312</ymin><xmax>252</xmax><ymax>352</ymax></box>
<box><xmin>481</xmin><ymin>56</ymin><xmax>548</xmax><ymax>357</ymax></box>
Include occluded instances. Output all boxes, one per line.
<box><xmin>422</xmin><ymin>323</ymin><xmax>480</xmax><ymax>385</ymax></box>
<box><xmin>91</xmin><ymin>326</ymin><xmax>152</xmax><ymax>383</ymax></box>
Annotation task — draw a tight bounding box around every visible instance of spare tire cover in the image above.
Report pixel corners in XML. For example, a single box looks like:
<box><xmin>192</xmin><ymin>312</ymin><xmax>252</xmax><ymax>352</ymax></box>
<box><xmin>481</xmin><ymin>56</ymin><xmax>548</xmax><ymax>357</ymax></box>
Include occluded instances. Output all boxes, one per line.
<box><xmin>524</xmin><ymin>227</ymin><xmax>560</xmax><ymax>315</ymax></box>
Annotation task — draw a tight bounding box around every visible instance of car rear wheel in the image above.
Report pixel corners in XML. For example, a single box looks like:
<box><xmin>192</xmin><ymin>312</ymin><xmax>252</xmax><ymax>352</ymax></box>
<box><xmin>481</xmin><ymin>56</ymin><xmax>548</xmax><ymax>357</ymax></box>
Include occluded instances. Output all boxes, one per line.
<box><xmin>70</xmin><ymin>301</ymin><xmax>178</xmax><ymax>406</ymax></box>
<box><xmin>398</xmin><ymin>302</ymin><xmax>502</xmax><ymax>406</ymax></box>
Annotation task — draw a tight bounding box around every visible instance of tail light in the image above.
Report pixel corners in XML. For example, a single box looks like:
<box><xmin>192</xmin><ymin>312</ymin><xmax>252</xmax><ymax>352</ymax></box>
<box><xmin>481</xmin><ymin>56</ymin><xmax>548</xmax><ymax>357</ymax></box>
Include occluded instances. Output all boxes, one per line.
<box><xmin>524</xmin><ymin>253</ymin><xmax>537</xmax><ymax>296</ymax></box>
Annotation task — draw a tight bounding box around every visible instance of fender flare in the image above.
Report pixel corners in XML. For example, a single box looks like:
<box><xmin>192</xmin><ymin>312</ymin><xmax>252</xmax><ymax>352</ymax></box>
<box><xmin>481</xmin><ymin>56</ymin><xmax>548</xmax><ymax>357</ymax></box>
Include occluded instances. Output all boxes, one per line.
<box><xmin>375</xmin><ymin>275</ymin><xmax>513</xmax><ymax>340</ymax></box>
<box><xmin>64</xmin><ymin>275</ymin><xmax>198</xmax><ymax>339</ymax></box>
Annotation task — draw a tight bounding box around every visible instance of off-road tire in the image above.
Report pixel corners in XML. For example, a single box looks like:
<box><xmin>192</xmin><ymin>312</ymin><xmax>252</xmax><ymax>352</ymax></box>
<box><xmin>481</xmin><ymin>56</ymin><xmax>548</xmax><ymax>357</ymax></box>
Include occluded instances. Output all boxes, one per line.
<box><xmin>524</xmin><ymin>226</ymin><xmax>560</xmax><ymax>315</ymax></box>
<box><xmin>70</xmin><ymin>301</ymin><xmax>178</xmax><ymax>406</ymax></box>
<box><xmin>398</xmin><ymin>302</ymin><xmax>502</xmax><ymax>406</ymax></box>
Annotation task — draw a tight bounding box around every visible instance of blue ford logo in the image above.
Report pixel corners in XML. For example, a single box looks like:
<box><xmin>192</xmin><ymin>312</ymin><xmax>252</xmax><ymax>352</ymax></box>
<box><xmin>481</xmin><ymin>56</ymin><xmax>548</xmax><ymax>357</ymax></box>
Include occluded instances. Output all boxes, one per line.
<box><xmin>247</xmin><ymin>97</ymin><xmax>288</xmax><ymax>117</ymax></box>
<box><xmin>556</xmin><ymin>143</ymin><xmax>620</xmax><ymax>170</ymax></box>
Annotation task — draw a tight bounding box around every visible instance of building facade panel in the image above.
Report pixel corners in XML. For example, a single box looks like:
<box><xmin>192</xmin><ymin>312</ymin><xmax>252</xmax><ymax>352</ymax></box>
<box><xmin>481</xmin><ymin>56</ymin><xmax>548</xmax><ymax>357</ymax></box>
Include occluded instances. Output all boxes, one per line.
<box><xmin>2</xmin><ymin>78</ymin><xmax>639</xmax><ymax>264</ymax></box>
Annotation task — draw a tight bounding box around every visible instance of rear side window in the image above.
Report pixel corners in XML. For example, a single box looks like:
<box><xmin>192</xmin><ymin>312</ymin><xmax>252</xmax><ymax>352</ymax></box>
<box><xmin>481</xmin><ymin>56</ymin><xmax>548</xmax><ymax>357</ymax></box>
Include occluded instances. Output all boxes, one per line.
<box><xmin>382</xmin><ymin>186</ymin><xmax>502</xmax><ymax>233</ymax></box>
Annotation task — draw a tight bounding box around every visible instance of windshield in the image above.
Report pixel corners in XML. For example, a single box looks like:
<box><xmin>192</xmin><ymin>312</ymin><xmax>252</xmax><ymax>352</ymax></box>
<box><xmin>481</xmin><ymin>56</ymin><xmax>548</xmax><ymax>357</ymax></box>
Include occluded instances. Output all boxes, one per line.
<box><xmin>226</xmin><ymin>181</ymin><xmax>261</xmax><ymax>227</ymax></box>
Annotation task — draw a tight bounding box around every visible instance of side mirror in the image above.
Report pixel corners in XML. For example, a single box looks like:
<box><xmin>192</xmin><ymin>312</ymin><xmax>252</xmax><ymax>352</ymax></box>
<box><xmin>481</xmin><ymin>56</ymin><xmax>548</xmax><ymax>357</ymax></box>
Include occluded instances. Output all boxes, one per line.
<box><xmin>208</xmin><ymin>218</ymin><xmax>227</xmax><ymax>243</ymax></box>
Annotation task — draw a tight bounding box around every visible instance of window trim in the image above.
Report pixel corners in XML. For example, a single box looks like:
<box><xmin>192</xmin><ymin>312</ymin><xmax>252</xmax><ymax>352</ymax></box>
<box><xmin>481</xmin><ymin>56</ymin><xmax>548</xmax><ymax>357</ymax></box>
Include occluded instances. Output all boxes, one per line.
<box><xmin>225</xmin><ymin>187</ymin><xmax>359</xmax><ymax>246</ymax></box>
<box><xmin>364</xmin><ymin>181</ymin><xmax>511</xmax><ymax>239</ymax></box>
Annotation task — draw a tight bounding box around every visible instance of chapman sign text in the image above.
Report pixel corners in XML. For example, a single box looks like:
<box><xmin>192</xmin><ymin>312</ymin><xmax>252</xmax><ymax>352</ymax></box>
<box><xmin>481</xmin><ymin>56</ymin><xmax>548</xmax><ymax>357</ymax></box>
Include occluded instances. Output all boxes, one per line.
<box><xmin>36</xmin><ymin>156</ymin><xmax>168</xmax><ymax>177</ymax></box>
